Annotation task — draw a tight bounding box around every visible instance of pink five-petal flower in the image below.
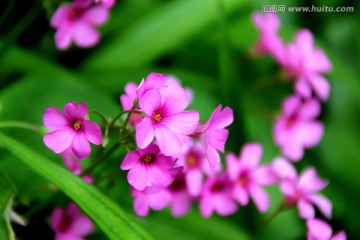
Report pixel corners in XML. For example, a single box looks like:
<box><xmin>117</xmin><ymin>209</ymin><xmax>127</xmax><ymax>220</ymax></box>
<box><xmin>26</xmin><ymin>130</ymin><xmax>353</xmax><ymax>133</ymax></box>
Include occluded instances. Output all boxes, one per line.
<box><xmin>166</xmin><ymin>174</ymin><xmax>193</xmax><ymax>217</ymax></box>
<box><xmin>307</xmin><ymin>218</ymin><xmax>346</xmax><ymax>240</ymax></box>
<box><xmin>274</xmin><ymin>95</ymin><xmax>324</xmax><ymax>161</ymax></box>
<box><xmin>252</xmin><ymin>12</ymin><xmax>285</xmax><ymax>63</ymax></box>
<box><xmin>120</xmin><ymin>144</ymin><xmax>175</xmax><ymax>191</ymax></box>
<box><xmin>131</xmin><ymin>187</ymin><xmax>172</xmax><ymax>217</ymax></box>
<box><xmin>283</xmin><ymin>29</ymin><xmax>332</xmax><ymax>101</ymax></box>
<box><xmin>226</xmin><ymin>143</ymin><xmax>274</xmax><ymax>213</ymax></box>
<box><xmin>199</xmin><ymin>173</ymin><xmax>237</xmax><ymax>218</ymax></box>
<box><xmin>194</xmin><ymin>104</ymin><xmax>233</xmax><ymax>168</ymax></box>
<box><xmin>50</xmin><ymin>0</ymin><xmax>109</xmax><ymax>50</ymax></box>
<box><xmin>135</xmin><ymin>81</ymin><xmax>199</xmax><ymax>156</ymax></box>
<box><xmin>43</xmin><ymin>102</ymin><xmax>102</xmax><ymax>160</ymax></box>
<box><xmin>280</xmin><ymin>167</ymin><xmax>332</xmax><ymax>220</ymax></box>
<box><xmin>50</xmin><ymin>202</ymin><xmax>94</xmax><ymax>240</ymax></box>
<box><xmin>120</xmin><ymin>82</ymin><xmax>142</xmax><ymax>126</ymax></box>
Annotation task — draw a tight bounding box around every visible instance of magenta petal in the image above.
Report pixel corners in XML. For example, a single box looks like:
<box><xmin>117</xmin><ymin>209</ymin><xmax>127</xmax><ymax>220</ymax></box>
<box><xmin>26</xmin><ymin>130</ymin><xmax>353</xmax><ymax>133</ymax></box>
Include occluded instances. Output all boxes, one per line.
<box><xmin>308</xmin><ymin>74</ymin><xmax>330</xmax><ymax>101</ymax></box>
<box><xmin>50</xmin><ymin>208</ymin><xmax>64</xmax><ymax>231</ymax></box>
<box><xmin>64</xmin><ymin>102</ymin><xmax>87</xmax><ymax>120</ymax></box>
<box><xmin>298</xmin><ymin>167</ymin><xmax>328</xmax><ymax>193</ymax></box>
<box><xmin>214</xmin><ymin>195</ymin><xmax>237</xmax><ymax>216</ymax></box>
<box><xmin>239</xmin><ymin>143</ymin><xmax>263</xmax><ymax>169</ymax></box>
<box><xmin>135</xmin><ymin>118</ymin><xmax>155</xmax><ymax>149</ymax></box>
<box><xmin>120</xmin><ymin>151</ymin><xmax>140</xmax><ymax>170</ymax></box>
<box><xmin>133</xmin><ymin>194</ymin><xmax>149</xmax><ymax>217</ymax></box>
<box><xmin>298</xmin><ymin>200</ymin><xmax>315</xmax><ymax>219</ymax></box>
<box><xmin>299</xmin><ymin>99</ymin><xmax>321</xmax><ymax>120</ymax></box>
<box><xmin>128</xmin><ymin>164</ymin><xmax>148</xmax><ymax>191</ymax></box>
<box><xmin>307</xmin><ymin>218</ymin><xmax>333</xmax><ymax>240</ymax></box>
<box><xmin>308</xmin><ymin>194</ymin><xmax>332</xmax><ymax>219</ymax></box>
<box><xmin>155</xmin><ymin>126</ymin><xmax>182</xmax><ymax>156</ymax></box>
<box><xmin>280</xmin><ymin>178</ymin><xmax>296</xmax><ymax>196</ymax></box>
<box><xmin>271</xmin><ymin>157</ymin><xmax>298</xmax><ymax>180</ymax></box>
<box><xmin>44</xmin><ymin>129</ymin><xmax>74</xmax><ymax>154</ymax></box>
<box><xmin>136</xmin><ymin>73</ymin><xmax>167</xmax><ymax>98</ymax></box>
<box><xmin>200</xmin><ymin>196</ymin><xmax>214</xmax><ymax>218</ymax></box>
<box><xmin>208</xmin><ymin>128</ymin><xmax>229</xmax><ymax>152</ymax></box>
<box><xmin>301</xmin><ymin>122</ymin><xmax>324</xmax><ymax>147</ymax></box>
<box><xmin>254</xmin><ymin>165</ymin><xmax>278</xmax><ymax>185</ymax></box>
<box><xmin>186</xmin><ymin>171</ymin><xmax>203</xmax><ymax>196</ymax></box>
<box><xmin>55</xmin><ymin>25</ymin><xmax>72</xmax><ymax>50</ymax></box>
<box><xmin>51</xmin><ymin>5</ymin><xmax>71</xmax><ymax>27</ymax></box>
<box><xmin>249</xmin><ymin>185</ymin><xmax>269</xmax><ymax>213</ymax></box>
<box><xmin>226</xmin><ymin>153</ymin><xmax>239</xmax><ymax>180</ymax></box>
<box><xmin>163</xmin><ymin>110</ymin><xmax>199</xmax><ymax>135</ymax></box>
<box><xmin>84</xmin><ymin>120</ymin><xmax>102</xmax><ymax>145</ymax></box>
<box><xmin>43</xmin><ymin>107</ymin><xmax>68</xmax><ymax>131</ymax></box>
<box><xmin>207</xmin><ymin>146</ymin><xmax>221</xmax><ymax>169</ymax></box>
<box><xmin>162</xmin><ymin>81</ymin><xmax>189</xmax><ymax>113</ymax></box>
<box><xmin>295</xmin><ymin>29</ymin><xmax>314</xmax><ymax>55</ymax></box>
<box><xmin>84</xmin><ymin>6</ymin><xmax>108</xmax><ymax>25</ymax></box>
<box><xmin>138</xmin><ymin>90</ymin><xmax>162</xmax><ymax>116</ymax></box>
<box><xmin>70</xmin><ymin>215</ymin><xmax>94</xmax><ymax>236</ymax></box>
<box><xmin>147</xmin><ymin>165</ymin><xmax>172</xmax><ymax>187</ymax></box>
<box><xmin>332</xmin><ymin>231</ymin><xmax>346</xmax><ymax>240</ymax></box>
<box><xmin>72</xmin><ymin>133</ymin><xmax>91</xmax><ymax>160</ymax></box>
<box><xmin>72</xmin><ymin>23</ymin><xmax>100</xmax><ymax>48</ymax></box>
<box><xmin>283</xmin><ymin>95</ymin><xmax>301</xmax><ymax>117</ymax></box>
<box><xmin>295</xmin><ymin>77</ymin><xmax>312</xmax><ymax>99</ymax></box>
<box><xmin>171</xmin><ymin>191</ymin><xmax>191</xmax><ymax>217</ymax></box>
<box><xmin>211</xmin><ymin>105</ymin><xmax>234</xmax><ymax>129</ymax></box>
<box><xmin>233</xmin><ymin>185</ymin><xmax>249</xmax><ymax>206</ymax></box>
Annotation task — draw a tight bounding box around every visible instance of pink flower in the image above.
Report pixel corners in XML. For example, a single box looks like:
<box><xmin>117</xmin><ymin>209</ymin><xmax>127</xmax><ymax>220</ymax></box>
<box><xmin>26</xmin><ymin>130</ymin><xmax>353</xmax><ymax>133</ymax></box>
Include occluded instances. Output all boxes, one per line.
<box><xmin>50</xmin><ymin>0</ymin><xmax>109</xmax><ymax>50</ymax></box>
<box><xmin>279</xmin><ymin>166</ymin><xmax>332</xmax><ymax>220</ymax></box>
<box><xmin>199</xmin><ymin>174</ymin><xmax>237</xmax><ymax>218</ymax></box>
<box><xmin>307</xmin><ymin>219</ymin><xmax>346</xmax><ymax>240</ymax></box>
<box><xmin>283</xmin><ymin>29</ymin><xmax>332</xmax><ymax>101</ymax></box>
<box><xmin>274</xmin><ymin>95</ymin><xmax>323</xmax><ymax>161</ymax></box>
<box><xmin>135</xmin><ymin>81</ymin><xmax>199</xmax><ymax>156</ymax></box>
<box><xmin>120</xmin><ymin>144</ymin><xmax>175</xmax><ymax>191</ymax></box>
<box><xmin>94</xmin><ymin>0</ymin><xmax>115</xmax><ymax>8</ymax></box>
<box><xmin>50</xmin><ymin>202</ymin><xmax>94</xmax><ymax>240</ymax></box>
<box><xmin>226</xmin><ymin>143</ymin><xmax>274</xmax><ymax>213</ymax></box>
<box><xmin>252</xmin><ymin>12</ymin><xmax>285</xmax><ymax>63</ymax></box>
<box><xmin>194</xmin><ymin>104</ymin><xmax>233</xmax><ymax>168</ymax></box>
<box><xmin>43</xmin><ymin>102</ymin><xmax>102</xmax><ymax>160</ymax></box>
<box><xmin>166</xmin><ymin>174</ymin><xmax>193</xmax><ymax>217</ymax></box>
<box><xmin>120</xmin><ymin>82</ymin><xmax>142</xmax><ymax>126</ymax></box>
<box><xmin>131</xmin><ymin>187</ymin><xmax>171</xmax><ymax>217</ymax></box>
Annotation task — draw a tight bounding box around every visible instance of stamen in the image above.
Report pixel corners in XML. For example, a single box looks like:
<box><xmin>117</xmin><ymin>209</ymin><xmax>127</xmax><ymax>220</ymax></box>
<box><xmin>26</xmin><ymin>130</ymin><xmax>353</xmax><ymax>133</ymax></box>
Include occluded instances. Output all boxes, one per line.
<box><xmin>151</xmin><ymin>112</ymin><xmax>162</xmax><ymax>123</ymax></box>
<box><xmin>73</xmin><ymin>120</ymin><xmax>83</xmax><ymax>131</ymax></box>
<box><xmin>186</xmin><ymin>155</ymin><xmax>198</xmax><ymax>168</ymax></box>
<box><xmin>142</xmin><ymin>154</ymin><xmax>155</xmax><ymax>163</ymax></box>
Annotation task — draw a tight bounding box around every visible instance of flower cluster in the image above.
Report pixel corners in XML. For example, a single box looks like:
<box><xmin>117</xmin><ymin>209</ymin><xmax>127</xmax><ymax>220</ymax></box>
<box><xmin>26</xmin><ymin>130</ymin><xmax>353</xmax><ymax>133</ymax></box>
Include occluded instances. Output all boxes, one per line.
<box><xmin>253</xmin><ymin>12</ymin><xmax>345</xmax><ymax>238</ymax></box>
<box><xmin>51</xmin><ymin>0</ymin><xmax>115</xmax><ymax>50</ymax></box>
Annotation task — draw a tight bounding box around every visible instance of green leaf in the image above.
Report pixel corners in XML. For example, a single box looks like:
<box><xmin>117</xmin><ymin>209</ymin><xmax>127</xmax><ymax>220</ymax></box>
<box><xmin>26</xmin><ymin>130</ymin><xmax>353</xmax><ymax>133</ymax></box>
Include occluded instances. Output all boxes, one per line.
<box><xmin>83</xmin><ymin>0</ymin><xmax>248</xmax><ymax>71</ymax></box>
<box><xmin>0</xmin><ymin>133</ymin><xmax>154</xmax><ymax>240</ymax></box>
<box><xmin>0</xmin><ymin>172</ymin><xmax>16</xmax><ymax>240</ymax></box>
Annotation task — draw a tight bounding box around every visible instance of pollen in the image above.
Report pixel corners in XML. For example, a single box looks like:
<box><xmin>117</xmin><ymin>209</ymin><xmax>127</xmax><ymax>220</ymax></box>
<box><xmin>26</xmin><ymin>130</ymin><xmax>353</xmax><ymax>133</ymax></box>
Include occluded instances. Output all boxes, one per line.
<box><xmin>142</xmin><ymin>154</ymin><xmax>155</xmax><ymax>163</ymax></box>
<box><xmin>151</xmin><ymin>113</ymin><xmax>162</xmax><ymax>123</ymax></box>
<box><xmin>72</xmin><ymin>120</ymin><xmax>83</xmax><ymax>131</ymax></box>
<box><xmin>186</xmin><ymin>155</ymin><xmax>198</xmax><ymax>168</ymax></box>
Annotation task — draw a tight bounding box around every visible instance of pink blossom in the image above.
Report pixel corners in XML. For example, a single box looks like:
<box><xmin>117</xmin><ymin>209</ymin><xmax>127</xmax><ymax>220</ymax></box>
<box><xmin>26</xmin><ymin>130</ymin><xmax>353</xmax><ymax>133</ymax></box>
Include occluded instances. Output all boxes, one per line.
<box><xmin>94</xmin><ymin>0</ymin><xmax>115</xmax><ymax>8</ymax></box>
<box><xmin>50</xmin><ymin>0</ymin><xmax>109</xmax><ymax>50</ymax></box>
<box><xmin>50</xmin><ymin>202</ymin><xmax>94</xmax><ymax>240</ymax></box>
<box><xmin>135</xmin><ymin>81</ymin><xmax>199</xmax><ymax>156</ymax></box>
<box><xmin>120</xmin><ymin>144</ymin><xmax>175</xmax><ymax>191</ymax></box>
<box><xmin>274</xmin><ymin>95</ymin><xmax>323</xmax><ymax>161</ymax></box>
<box><xmin>278</xmin><ymin>166</ymin><xmax>332</xmax><ymax>220</ymax></box>
<box><xmin>131</xmin><ymin>187</ymin><xmax>171</xmax><ymax>217</ymax></box>
<box><xmin>166</xmin><ymin>75</ymin><xmax>194</xmax><ymax>104</ymax></box>
<box><xmin>194</xmin><ymin>104</ymin><xmax>233</xmax><ymax>168</ymax></box>
<box><xmin>307</xmin><ymin>219</ymin><xmax>346</xmax><ymax>240</ymax></box>
<box><xmin>43</xmin><ymin>102</ymin><xmax>102</xmax><ymax>160</ymax></box>
<box><xmin>199</xmin><ymin>174</ymin><xmax>237</xmax><ymax>218</ymax></box>
<box><xmin>166</xmin><ymin>174</ymin><xmax>193</xmax><ymax>217</ymax></box>
<box><xmin>226</xmin><ymin>143</ymin><xmax>274</xmax><ymax>213</ymax></box>
<box><xmin>252</xmin><ymin>12</ymin><xmax>285</xmax><ymax>63</ymax></box>
<box><xmin>283</xmin><ymin>29</ymin><xmax>332</xmax><ymax>101</ymax></box>
<box><xmin>119</xmin><ymin>82</ymin><xmax>142</xmax><ymax>126</ymax></box>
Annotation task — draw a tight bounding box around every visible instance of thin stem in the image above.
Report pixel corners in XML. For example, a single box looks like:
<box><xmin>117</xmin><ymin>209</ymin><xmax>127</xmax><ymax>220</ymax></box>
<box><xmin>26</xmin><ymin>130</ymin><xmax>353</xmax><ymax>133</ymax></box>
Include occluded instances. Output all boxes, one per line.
<box><xmin>0</xmin><ymin>0</ymin><xmax>42</xmax><ymax>60</ymax></box>
<box><xmin>88</xmin><ymin>110</ymin><xmax>108</xmax><ymax>123</ymax></box>
<box><xmin>0</xmin><ymin>121</ymin><xmax>43</xmax><ymax>134</ymax></box>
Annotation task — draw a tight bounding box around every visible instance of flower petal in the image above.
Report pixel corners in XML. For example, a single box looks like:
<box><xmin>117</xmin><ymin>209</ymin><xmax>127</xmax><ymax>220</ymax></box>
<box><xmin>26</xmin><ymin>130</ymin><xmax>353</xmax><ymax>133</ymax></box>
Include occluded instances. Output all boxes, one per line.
<box><xmin>239</xmin><ymin>143</ymin><xmax>263</xmax><ymax>169</ymax></box>
<box><xmin>308</xmin><ymin>194</ymin><xmax>332</xmax><ymax>219</ymax></box>
<box><xmin>50</xmin><ymin>208</ymin><xmax>64</xmax><ymax>231</ymax></box>
<box><xmin>135</xmin><ymin>118</ymin><xmax>155</xmax><ymax>149</ymax></box>
<box><xmin>249</xmin><ymin>185</ymin><xmax>270</xmax><ymax>213</ymax></box>
<box><xmin>44</xmin><ymin>129</ymin><xmax>75</xmax><ymax>154</ymax></box>
<box><xmin>84</xmin><ymin>120</ymin><xmax>102</xmax><ymax>145</ymax></box>
<box><xmin>186</xmin><ymin>170</ymin><xmax>203</xmax><ymax>196</ymax></box>
<box><xmin>233</xmin><ymin>185</ymin><xmax>249</xmax><ymax>206</ymax></box>
<box><xmin>72</xmin><ymin>133</ymin><xmax>91</xmax><ymax>160</ymax></box>
<box><xmin>138</xmin><ymin>89</ymin><xmax>162</xmax><ymax>116</ymax></box>
<box><xmin>72</xmin><ymin>23</ymin><xmax>100</xmax><ymax>48</ymax></box>
<box><xmin>308</xmin><ymin>74</ymin><xmax>330</xmax><ymax>101</ymax></box>
<box><xmin>83</xmin><ymin>6</ymin><xmax>108</xmax><ymax>25</ymax></box>
<box><xmin>298</xmin><ymin>200</ymin><xmax>315</xmax><ymax>219</ymax></box>
<box><xmin>120</xmin><ymin>151</ymin><xmax>140</xmax><ymax>170</ymax></box>
<box><xmin>298</xmin><ymin>167</ymin><xmax>328</xmax><ymax>193</ymax></box>
<box><xmin>307</xmin><ymin>218</ymin><xmax>333</xmax><ymax>240</ymax></box>
<box><xmin>207</xmin><ymin>145</ymin><xmax>221</xmax><ymax>169</ymax></box>
<box><xmin>128</xmin><ymin>164</ymin><xmax>148</xmax><ymax>191</ymax></box>
<box><xmin>161</xmin><ymin>81</ymin><xmax>189</xmax><ymax>114</ymax></box>
<box><xmin>162</xmin><ymin>110</ymin><xmax>199</xmax><ymax>135</ymax></box>
<box><xmin>43</xmin><ymin>107</ymin><xmax>68</xmax><ymax>131</ymax></box>
<box><xmin>154</xmin><ymin>125</ymin><xmax>182</xmax><ymax>156</ymax></box>
<box><xmin>64</xmin><ymin>102</ymin><xmax>88</xmax><ymax>120</ymax></box>
<box><xmin>211</xmin><ymin>105</ymin><xmax>233</xmax><ymax>129</ymax></box>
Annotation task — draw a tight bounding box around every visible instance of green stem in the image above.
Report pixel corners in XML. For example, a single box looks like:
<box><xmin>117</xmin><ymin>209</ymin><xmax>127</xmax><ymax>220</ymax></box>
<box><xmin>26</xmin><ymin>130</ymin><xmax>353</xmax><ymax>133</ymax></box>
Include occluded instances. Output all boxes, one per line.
<box><xmin>0</xmin><ymin>0</ymin><xmax>42</xmax><ymax>60</ymax></box>
<box><xmin>0</xmin><ymin>121</ymin><xmax>43</xmax><ymax>134</ymax></box>
<box><xmin>88</xmin><ymin>110</ymin><xmax>108</xmax><ymax>123</ymax></box>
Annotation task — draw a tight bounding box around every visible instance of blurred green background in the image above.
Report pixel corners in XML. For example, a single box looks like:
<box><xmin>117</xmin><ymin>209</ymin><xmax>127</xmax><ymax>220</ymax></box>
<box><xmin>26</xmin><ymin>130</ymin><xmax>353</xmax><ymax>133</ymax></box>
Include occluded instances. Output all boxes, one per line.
<box><xmin>0</xmin><ymin>0</ymin><xmax>359</xmax><ymax>239</ymax></box>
